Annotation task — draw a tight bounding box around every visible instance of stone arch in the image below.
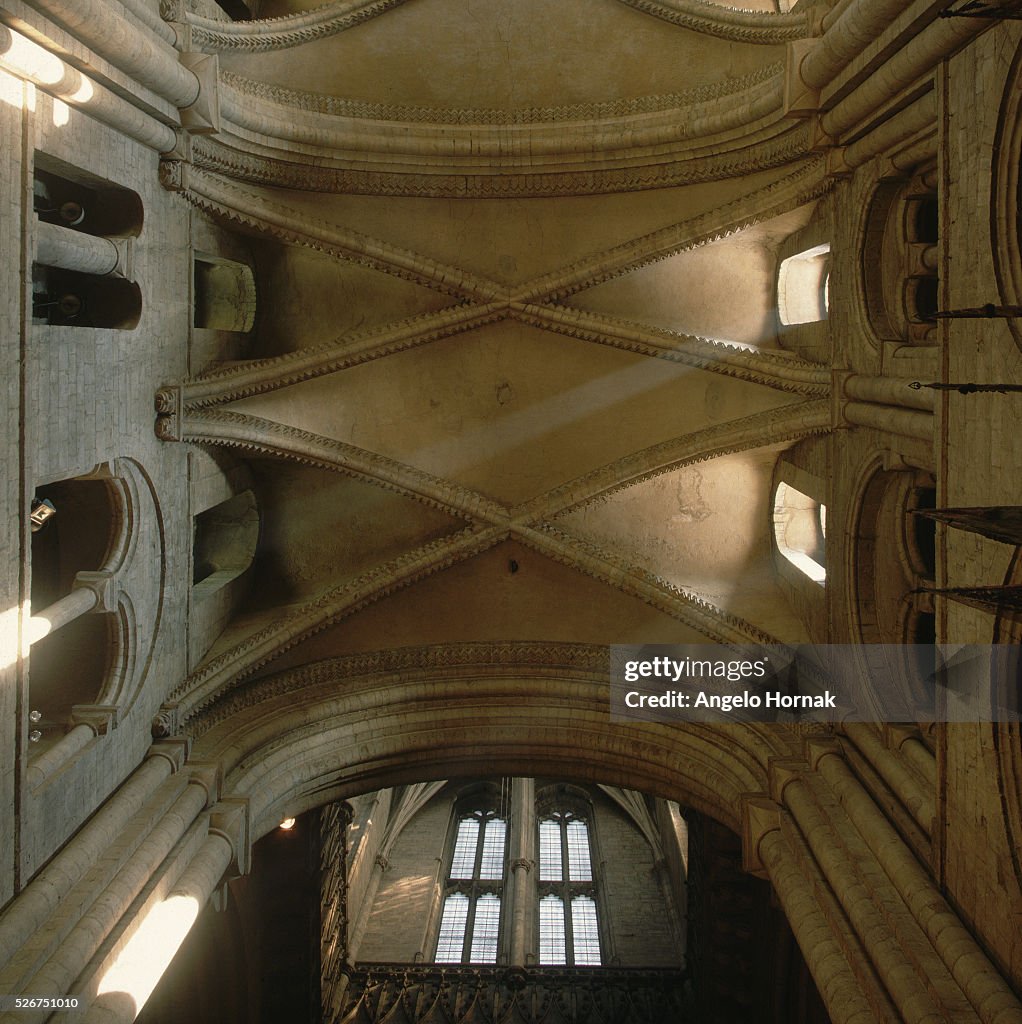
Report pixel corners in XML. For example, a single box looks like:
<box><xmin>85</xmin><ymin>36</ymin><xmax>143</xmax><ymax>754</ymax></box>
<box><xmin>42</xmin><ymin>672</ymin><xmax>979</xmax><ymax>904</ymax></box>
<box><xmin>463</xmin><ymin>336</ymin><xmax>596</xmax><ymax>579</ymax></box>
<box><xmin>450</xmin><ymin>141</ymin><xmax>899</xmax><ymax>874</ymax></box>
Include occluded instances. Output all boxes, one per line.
<box><xmin>186</xmin><ymin>646</ymin><xmax>787</xmax><ymax>842</ymax></box>
<box><xmin>26</xmin><ymin>459</ymin><xmax>162</xmax><ymax>775</ymax></box>
<box><xmin>858</xmin><ymin>169</ymin><xmax>939</xmax><ymax>348</ymax></box>
<box><xmin>845</xmin><ymin>455</ymin><xmax>938</xmax><ymax>720</ymax></box>
<box><xmin>991</xmin><ymin>33</ymin><xmax>1022</xmax><ymax>354</ymax></box>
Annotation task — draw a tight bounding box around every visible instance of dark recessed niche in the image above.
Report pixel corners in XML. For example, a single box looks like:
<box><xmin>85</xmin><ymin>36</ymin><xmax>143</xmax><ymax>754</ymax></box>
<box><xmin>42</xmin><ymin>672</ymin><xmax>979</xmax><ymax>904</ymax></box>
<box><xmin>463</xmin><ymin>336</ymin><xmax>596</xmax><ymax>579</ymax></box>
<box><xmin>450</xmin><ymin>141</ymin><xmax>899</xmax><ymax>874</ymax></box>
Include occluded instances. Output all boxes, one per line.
<box><xmin>32</xmin><ymin>267</ymin><xmax>142</xmax><ymax>330</ymax></box>
<box><xmin>33</xmin><ymin>160</ymin><xmax>143</xmax><ymax>238</ymax></box>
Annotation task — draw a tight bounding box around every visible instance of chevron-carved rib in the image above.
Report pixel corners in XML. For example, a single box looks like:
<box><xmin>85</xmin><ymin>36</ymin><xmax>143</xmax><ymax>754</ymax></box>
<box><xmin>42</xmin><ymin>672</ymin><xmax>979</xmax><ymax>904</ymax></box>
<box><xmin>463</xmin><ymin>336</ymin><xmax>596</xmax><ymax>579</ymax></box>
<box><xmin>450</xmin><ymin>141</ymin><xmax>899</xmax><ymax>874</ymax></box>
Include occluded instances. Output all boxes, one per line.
<box><xmin>517</xmin><ymin>399</ymin><xmax>832</xmax><ymax>521</ymax></box>
<box><xmin>174</xmin><ymin>525</ymin><xmax>508</xmax><ymax>718</ymax></box>
<box><xmin>168</xmin><ymin>304</ymin><xmax>506</xmax><ymax>409</ymax></box>
<box><xmin>181</xmin><ymin>0</ymin><xmax>414</xmax><ymax>52</ymax></box>
<box><xmin>182</xmin><ymin>167</ymin><xmax>503</xmax><ymax>302</ymax></box>
<box><xmin>613</xmin><ymin>0</ymin><xmax>808</xmax><ymax>42</ymax></box>
<box><xmin>515</xmin><ymin>523</ymin><xmax>782</xmax><ymax>647</ymax></box>
<box><xmin>514</xmin><ymin>160</ymin><xmax>829</xmax><ymax>301</ymax></box>
<box><xmin>179</xmin><ymin>409</ymin><xmax>510</xmax><ymax>524</ymax></box>
<box><xmin>513</xmin><ymin>305</ymin><xmax>831</xmax><ymax>395</ymax></box>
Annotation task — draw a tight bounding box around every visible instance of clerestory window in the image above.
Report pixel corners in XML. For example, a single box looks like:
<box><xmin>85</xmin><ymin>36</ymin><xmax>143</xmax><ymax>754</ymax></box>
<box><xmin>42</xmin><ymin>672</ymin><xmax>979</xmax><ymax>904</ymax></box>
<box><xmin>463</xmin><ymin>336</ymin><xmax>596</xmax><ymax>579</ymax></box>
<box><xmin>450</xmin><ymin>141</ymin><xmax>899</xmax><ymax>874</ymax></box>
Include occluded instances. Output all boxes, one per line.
<box><xmin>434</xmin><ymin>809</ymin><xmax>508</xmax><ymax>964</ymax></box>
<box><xmin>537</xmin><ymin>810</ymin><xmax>602</xmax><ymax>965</ymax></box>
<box><xmin>774</xmin><ymin>482</ymin><xmax>826</xmax><ymax>585</ymax></box>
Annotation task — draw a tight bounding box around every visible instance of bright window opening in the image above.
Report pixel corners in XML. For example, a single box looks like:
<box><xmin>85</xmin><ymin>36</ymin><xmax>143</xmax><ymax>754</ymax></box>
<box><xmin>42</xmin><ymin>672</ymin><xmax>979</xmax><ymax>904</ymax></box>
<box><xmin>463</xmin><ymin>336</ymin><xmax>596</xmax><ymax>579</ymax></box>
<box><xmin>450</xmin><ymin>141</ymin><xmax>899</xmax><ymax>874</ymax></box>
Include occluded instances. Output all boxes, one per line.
<box><xmin>774</xmin><ymin>482</ymin><xmax>826</xmax><ymax>585</ymax></box>
<box><xmin>778</xmin><ymin>243</ymin><xmax>830</xmax><ymax>325</ymax></box>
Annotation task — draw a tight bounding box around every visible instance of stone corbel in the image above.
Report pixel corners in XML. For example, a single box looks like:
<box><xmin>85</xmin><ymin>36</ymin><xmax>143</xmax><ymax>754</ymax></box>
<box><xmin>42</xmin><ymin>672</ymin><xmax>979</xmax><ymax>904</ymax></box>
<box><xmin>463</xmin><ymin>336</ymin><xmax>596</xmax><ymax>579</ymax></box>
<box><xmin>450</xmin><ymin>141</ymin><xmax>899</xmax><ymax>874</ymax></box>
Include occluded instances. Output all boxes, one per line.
<box><xmin>178</xmin><ymin>52</ymin><xmax>220</xmax><ymax>135</ymax></box>
<box><xmin>209</xmin><ymin>796</ymin><xmax>252</xmax><ymax>876</ymax></box>
<box><xmin>155</xmin><ymin>385</ymin><xmax>183</xmax><ymax>441</ymax></box>
<box><xmin>783</xmin><ymin>39</ymin><xmax>820</xmax><ymax>119</ymax></box>
<box><xmin>160</xmin><ymin>132</ymin><xmax>192</xmax><ymax>177</ymax></box>
<box><xmin>152</xmin><ymin>702</ymin><xmax>180</xmax><ymax>739</ymax></box>
<box><xmin>188</xmin><ymin>760</ymin><xmax>224</xmax><ymax>809</ymax></box>
<box><xmin>73</xmin><ymin>569</ymin><xmax>119</xmax><ymax>613</ymax></box>
<box><xmin>741</xmin><ymin>795</ymin><xmax>782</xmax><ymax>879</ymax></box>
<box><xmin>70</xmin><ymin>704</ymin><xmax>119</xmax><ymax>735</ymax></box>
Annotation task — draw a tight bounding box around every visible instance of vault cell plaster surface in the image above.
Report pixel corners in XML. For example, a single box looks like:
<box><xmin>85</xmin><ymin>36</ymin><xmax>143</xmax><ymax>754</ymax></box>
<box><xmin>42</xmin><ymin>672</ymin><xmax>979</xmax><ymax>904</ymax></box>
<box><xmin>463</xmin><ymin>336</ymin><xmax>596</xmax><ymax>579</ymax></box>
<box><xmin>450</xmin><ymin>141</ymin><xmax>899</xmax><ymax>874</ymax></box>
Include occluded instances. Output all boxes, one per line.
<box><xmin>556</xmin><ymin>451</ymin><xmax>808</xmax><ymax>640</ymax></box>
<box><xmin>247</xmin><ymin>463</ymin><xmax>464</xmax><ymax>605</ymax></box>
<box><xmin>255</xmin><ymin>176</ymin><xmax>784</xmax><ymax>289</ymax></box>
<box><xmin>229</xmin><ymin>322</ymin><xmax>793</xmax><ymax>505</ymax></box>
<box><xmin>572</xmin><ymin>208</ymin><xmax>815</xmax><ymax>345</ymax></box>
<box><xmin>224</xmin><ymin>0</ymin><xmax>782</xmax><ymax>110</ymax></box>
<box><xmin>256</xmin><ymin>539</ymin><xmax>712</xmax><ymax>676</ymax></box>
<box><xmin>249</xmin><ymin>239</ymin><xmax>455</xmax><ymax>357</ymax></box>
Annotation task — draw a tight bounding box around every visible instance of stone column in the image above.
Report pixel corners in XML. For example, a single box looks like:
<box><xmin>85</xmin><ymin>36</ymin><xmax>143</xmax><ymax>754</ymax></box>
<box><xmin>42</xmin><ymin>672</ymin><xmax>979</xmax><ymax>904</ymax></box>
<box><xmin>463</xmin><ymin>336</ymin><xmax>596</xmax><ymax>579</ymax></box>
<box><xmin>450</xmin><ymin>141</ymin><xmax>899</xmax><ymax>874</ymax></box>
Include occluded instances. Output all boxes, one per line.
<box><xmin>84</xmin><ymin>830</ymin><xmax>234</xmax><ymax>1023</ymax></box>
<box><xmin>842</xmin><ymin>90</ymin><xmax>936</xmax><ymax>170</ymax></box>
<box><xmin>36</xmin><ymin>221</ymin><xmax>120</xmax><ymax>276</ymax></box>
<box><xmin>0</xmin><ymin>25</ymin><xmax>177</xmax><ymax>152</ymax></box>
<box><xmin>0</xmin><ymin>751</ymin><xmax>178</xmax><ymax>966</ymax></box>
<box><xmin>347</xmin><ymin>854</ymin><xmax>388</xmax><ymax>963</ymax></box>
<box><xmin>844</xmin><ymin>374</ymin><xmax>935</xmax><ymax>412</ymax></box>
<box><xmin>23</xmin><ymin>0</ymin><xmax>199</xmax><ymax>109</ymax></box>
<box><xmin>30</xmin><ymin>586</ymin><xmax>97</xmax><ymax>636</ymax></box>
<box><xmin>840</xmin><ymin>722</ymin><xmax>935</xmax><ymax>833</ymax></box>
<box><xmin>844</xmin><ymin>402</ymin><xmax>933</xmax><ymax>442</ymax></box>
<box><xmin>801</xmin><ymin>0</ymin><xmax>916</xmax><ymax>91</ymax></box>
<box><xmin>507</xmin><ymin>777</ymin><xmax>535</xmax><ymax>966</ymax></box>
<box><xmin>821</xmin><ymin>18</ymin><xmax>987</xmax><ymax>140</ymax></box>
<box><xmin>816</xmin><ymin>753</ymin><xmax>1022</xmax><ymax>1022</ymax></box>
<box><xmin>759</xmin><ymin>826</ymin><xmax>887</xmax><ymax>1024</ymax></box>
<box><xmin>27</xmin><ymin>571</ymin><xmax>117</xmax><ymax>646</ymax></box>
<box><xmin>7</xmin><ymin>780</ymin><xmax>209</xmax><ymax>1022</ymax></box>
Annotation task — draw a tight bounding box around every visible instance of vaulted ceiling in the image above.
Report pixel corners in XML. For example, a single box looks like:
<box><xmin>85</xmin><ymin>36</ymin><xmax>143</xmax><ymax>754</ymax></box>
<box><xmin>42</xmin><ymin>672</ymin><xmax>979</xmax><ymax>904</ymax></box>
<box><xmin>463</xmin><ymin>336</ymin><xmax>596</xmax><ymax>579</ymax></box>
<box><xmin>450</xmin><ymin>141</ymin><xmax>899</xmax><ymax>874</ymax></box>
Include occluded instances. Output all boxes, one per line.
<box><xmin>160</xmin><ymin>0</ymin><xmax>832</xmax><ymax>726</ymax></box>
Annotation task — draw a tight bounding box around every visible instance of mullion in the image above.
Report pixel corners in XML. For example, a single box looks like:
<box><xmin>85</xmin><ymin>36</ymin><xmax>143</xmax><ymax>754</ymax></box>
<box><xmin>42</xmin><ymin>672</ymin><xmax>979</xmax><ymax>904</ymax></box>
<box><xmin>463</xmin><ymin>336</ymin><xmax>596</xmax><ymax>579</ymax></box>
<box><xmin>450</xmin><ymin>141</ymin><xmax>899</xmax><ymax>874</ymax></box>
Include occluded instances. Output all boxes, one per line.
<box><xmin>560</xmin><ymin>815</ymin><xmax>575</xmax><ymax>964</ymax></box>
<box><xmin>461</xmin><ymin>813</ymin><xmax>485</xmax><ymax>963</ymax></box>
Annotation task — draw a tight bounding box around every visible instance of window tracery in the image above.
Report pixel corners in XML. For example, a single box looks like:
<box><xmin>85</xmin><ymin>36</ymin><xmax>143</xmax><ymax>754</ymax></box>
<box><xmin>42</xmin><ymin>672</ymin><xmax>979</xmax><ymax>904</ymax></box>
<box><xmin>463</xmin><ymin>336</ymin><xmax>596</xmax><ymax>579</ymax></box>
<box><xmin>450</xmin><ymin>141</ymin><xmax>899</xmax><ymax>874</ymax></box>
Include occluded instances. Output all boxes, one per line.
<box><xmin>537</xmin><ymin>806</ymin><xmax>602</xmax><ymax>966</ymax></box>
<box><xmin>435</xmin><ymin>808</ymin><xmax>508</xmax><ymax>964</ymax></box>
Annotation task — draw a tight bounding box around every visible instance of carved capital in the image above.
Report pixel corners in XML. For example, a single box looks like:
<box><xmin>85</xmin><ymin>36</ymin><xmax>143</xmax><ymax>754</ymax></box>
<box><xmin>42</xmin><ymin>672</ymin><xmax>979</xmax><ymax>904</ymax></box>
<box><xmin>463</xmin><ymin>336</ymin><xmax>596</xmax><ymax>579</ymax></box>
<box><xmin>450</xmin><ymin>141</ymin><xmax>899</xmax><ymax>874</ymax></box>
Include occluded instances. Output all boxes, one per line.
<box><xmin>510</xmin><ymin>857</ymin><xmax>534</xmax><ymax>874</ymax></box>
<box><xmin>741</xmin><ymin>795</ymin><xmax>782</xmax><ymax>878</ymax></box>
<box><xmin>805</xmin><ymin>736</ymin><xmax>843</xmax><ymax>771</ymax></box>
<box><xmin>73</xmin><ymin>569</ymin><xmax>118</xmax><ymax>612</ymax></box>
<box><xmin>209</xmin><ymin>796</ymin><xmax>252</xmax><ymax>876</ymax></box>
<box><xmin>148</xmin><ymin>736</ymin><xmax>190</xmax><ymax>771</ymax></box>
<box><xmin>179</xmin><ymin>52</ymin><xmax>220</xmax><ymax>135</ymax></box>
<box><xmin>768</xmin><ymin>757</ymin><xmax>807</xmax><ymax>805</ymax></box>
<box><xmin>188</xmin><ymin>760</ymin><xmax>224</xmax><ymax>809</ymax></box>
<box><xmin>783</xmin><ymin>39</ymin><xmax>819</xmax><ymax>119</ymax></box>
<box><xmin>70</xmin><ymin>704</ymin><xmax>119</xmax><ymax>735</ymax></box>
<box><xmin>375</xmin><ymin>853</ymin><xmax>390</xmax><ymax>871</ymax></box>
